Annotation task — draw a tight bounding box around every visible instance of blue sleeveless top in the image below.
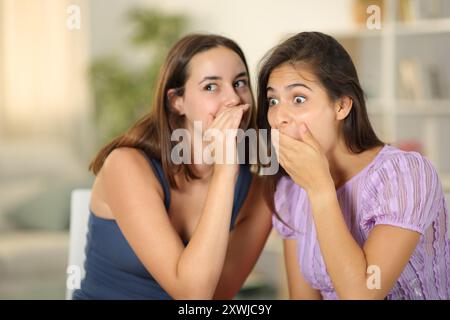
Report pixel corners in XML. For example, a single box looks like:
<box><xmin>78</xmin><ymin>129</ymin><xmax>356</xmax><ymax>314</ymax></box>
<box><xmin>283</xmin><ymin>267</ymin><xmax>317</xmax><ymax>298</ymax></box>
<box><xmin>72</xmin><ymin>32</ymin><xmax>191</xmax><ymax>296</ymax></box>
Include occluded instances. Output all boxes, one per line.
<box><xmin>73</xmin><ymin>151</ymin><xmax>253</xmax><ymax>300</ymax></box>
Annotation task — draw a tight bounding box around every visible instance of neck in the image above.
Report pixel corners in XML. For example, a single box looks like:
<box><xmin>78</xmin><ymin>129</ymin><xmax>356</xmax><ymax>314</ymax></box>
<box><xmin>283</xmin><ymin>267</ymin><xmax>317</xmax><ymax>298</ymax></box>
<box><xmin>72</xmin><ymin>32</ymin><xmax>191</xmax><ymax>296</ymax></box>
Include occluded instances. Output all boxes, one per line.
<box><xmin>326</xmin><ymin>138</ymin><xmax>384</xmax><ymax>190</ymax></box>
<box><xmin>326</xmin><ymin>139</ymin><xmax>352</xmax><ymax>189</ymax></box>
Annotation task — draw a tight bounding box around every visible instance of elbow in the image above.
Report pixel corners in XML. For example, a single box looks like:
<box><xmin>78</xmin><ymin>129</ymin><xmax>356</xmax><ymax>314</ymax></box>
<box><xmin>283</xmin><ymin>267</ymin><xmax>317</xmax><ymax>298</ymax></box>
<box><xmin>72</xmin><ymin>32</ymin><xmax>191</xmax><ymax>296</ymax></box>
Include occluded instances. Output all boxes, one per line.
<box><xmin>336</xmin><ymin>271</ymin><xmax>387</xmax><ymax>300</ymax></box>
<box><xmin>173</xmin><ymin>261</ymin><xmax>224</xmax><ymax>299</ymax></box>
<box><xmin>337</xmin><ymin>287</ymin><xmax>386</xmax><ymax>300</ymax></box>
<box><xmin>180</xmin><ymin>286</ymin><xmax>215</xmax><ymax>300</ymax></box>
<box><xmin>173</xmin><ymin>279</ymin><xmax>217</xmax><ymax>300</ymax></box>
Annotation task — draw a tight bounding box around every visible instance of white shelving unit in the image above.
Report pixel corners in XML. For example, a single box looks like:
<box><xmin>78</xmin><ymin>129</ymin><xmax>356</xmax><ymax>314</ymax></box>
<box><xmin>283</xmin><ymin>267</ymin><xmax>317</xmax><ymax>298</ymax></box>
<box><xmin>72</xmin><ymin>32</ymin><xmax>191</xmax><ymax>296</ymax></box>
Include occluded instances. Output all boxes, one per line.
<box><xmin>332</xmin><ymin>0</ymin><xmax>450</xmax><ymax>192</ymax></box>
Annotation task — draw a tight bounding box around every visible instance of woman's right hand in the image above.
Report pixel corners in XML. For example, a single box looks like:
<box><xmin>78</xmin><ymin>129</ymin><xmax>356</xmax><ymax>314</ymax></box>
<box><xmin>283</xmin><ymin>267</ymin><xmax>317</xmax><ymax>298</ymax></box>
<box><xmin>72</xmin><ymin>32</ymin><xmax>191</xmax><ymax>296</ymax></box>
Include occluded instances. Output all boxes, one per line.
<box><xmin>205</xmin><ymin>104</ymin><xmax>250</xmax><ymax>176</ymax></box>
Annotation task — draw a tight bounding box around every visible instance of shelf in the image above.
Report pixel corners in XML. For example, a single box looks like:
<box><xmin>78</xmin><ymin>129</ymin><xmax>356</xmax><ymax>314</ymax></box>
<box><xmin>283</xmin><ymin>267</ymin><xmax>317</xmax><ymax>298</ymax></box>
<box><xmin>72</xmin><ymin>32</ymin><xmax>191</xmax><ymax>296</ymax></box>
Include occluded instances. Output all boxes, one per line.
<box><xmin>397</xmin><ymin>100</ymin><xmax>450</xmax><ymax>115</ymax></box>
<box><xmin>395</xmin><ymin>18</ymin><xmax>450</xmax><ymax>36</ymax></box>
<box><xmin>367</xmin><ymin>100</ymin><xmax>450</xmax><ymax>116</ymax></box>
<box><xmin>332</xmin><ymin>18</ymin><xmax>450</xmax><ymax>39</ymax></box>
<box><xmin>332</xmin><ymin>27</ymin><xmax>382</xmax><ymax>39</ymax></box>
<box><xmin>396</xmin><ymin>108</ymin><xmax>450</xmax><ymax>116</ymax></box>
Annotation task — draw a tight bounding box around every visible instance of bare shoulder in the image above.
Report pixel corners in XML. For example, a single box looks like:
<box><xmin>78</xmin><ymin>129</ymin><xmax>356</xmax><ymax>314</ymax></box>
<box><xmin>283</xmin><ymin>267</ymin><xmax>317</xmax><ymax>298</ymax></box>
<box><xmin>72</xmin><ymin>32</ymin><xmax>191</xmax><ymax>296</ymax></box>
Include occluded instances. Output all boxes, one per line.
<box><xmin>100</xmin><ymin>147</ymin><xmax>161</xmax><ymax>185</ymax></box>
<box><xmin>92</xmin><ymin>147</ymin><xmax>164</xmax><ymax>218</ymax></box>
<box><xmin>102</xmin><ymin>147</ymin><xmax>150</xmax><ymax>173</ymax></box>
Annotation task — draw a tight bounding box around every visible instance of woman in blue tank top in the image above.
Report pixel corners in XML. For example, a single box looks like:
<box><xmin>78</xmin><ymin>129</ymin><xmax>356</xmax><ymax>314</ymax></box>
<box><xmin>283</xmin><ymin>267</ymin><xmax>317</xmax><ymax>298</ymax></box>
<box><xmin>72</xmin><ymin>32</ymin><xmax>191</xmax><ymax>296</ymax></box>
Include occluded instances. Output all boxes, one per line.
<box><xmin>72</xmin><ymin>34</ymin><xmax>273</xmax><ymax>300</ymax></box>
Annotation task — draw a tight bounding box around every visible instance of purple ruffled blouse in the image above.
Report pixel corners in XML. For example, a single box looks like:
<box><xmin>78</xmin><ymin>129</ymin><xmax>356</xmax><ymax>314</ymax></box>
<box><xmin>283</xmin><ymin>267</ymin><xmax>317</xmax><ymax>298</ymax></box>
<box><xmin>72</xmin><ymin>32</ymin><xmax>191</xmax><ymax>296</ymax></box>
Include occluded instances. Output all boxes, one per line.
<box><xmin>273</xmin><ymin>145</ymin><xmax>450</xmax><ymax>299</ymax></box>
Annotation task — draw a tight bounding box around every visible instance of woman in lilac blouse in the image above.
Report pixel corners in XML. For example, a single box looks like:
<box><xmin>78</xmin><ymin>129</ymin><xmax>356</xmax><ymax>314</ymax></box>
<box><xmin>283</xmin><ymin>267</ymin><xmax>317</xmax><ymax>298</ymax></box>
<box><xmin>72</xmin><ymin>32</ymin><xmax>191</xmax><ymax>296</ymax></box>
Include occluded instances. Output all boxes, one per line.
<box><xmin>256</xmin><ymin>32</ymin><xmax>450</xmax><ymax>299</ymax></box>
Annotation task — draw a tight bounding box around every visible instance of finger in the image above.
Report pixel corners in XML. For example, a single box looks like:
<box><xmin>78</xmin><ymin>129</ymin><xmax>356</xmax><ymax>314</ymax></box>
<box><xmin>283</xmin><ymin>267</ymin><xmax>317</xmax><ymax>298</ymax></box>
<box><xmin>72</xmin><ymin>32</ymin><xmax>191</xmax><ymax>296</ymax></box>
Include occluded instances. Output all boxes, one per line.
<box><xmin>209</xmin><ymin>107</ymin><xmax>236</xmax><ymax>129</ymax></box>
<box><xmin>209</xmin><ymin>104</ymin><xmax>249</xmax><ymax>136</ymax></box>
<box><xmin>210</xmin><ymin>106</ymin><xmax>234</xmax><ymax>127</ymax></box>
<box><xmin>217</xmin><ymin>103</ymin><xmax>249</xmax><ymax>116</ymax></box>
<box><xmin>277</xmin><ymin>133</ymin><xmax>305</xmax><ymax>168</ymax></box>
<box><xmin>232</xmin><ymin>108</ymin><xmax>244</xmax><ymax>128</ymax></box>
<box><xmin>278</xmin><ymin>148</ymin><xmax>288</xmax><ymax>171</ymax></box>
<box><xmin>278</xmin><ymin>132</ymin><xmax>300</xmax><ymax>150</ymax></box>
<box><xmin>220</xmin><ymin>106</ymin><xmax>246</xmax><ymax>129</ymax></box>
<box><xmin>215</xmin><ymin>104</ymin><xmax>248</xmax><ymax>120</ymax></box>
<box><xmin>298</xmin><ymin>123</ymin><xmax>321</xmax><ymax>151</ymax></box>
<box><xmin>279</xmin><ymin>125</ymin><xmax>302</xmax><ymax>141</ymax></box>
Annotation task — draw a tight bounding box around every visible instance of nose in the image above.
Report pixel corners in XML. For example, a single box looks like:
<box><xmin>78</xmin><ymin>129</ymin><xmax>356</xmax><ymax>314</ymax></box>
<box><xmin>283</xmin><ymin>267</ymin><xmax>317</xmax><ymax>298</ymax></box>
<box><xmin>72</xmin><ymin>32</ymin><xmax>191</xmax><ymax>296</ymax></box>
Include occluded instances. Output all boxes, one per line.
<box><xmin>271</xmin><ymin>104</ymin><xmax>290</xmax><ymax>129</ymax></box>
<box><xmin>223</xmin><ymin>86</ymin><xmax>241</xmax><ymax>108</ymax></box>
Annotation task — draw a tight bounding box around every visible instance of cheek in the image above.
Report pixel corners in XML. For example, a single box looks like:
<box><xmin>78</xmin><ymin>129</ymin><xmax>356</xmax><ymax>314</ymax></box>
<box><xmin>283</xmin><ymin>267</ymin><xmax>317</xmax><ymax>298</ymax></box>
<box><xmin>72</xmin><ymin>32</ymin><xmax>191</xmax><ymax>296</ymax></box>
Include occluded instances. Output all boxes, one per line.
<box><xmin>309</xmin><ymin>124</ymin><xmax>332</xmax><ymax>151</ymax></box>
<box><xmin>289</xmin><ymin>105</ymin><xmax>335</xmax><ymax>148</ymax></box>
<box><xmin>307</xmin><ymin>110</ymin><xmax>337</xmax><ymax>151</ymax></box>
<box><xmin>184</xmin><ymin>94</ymin><xmax>220</xmax><ymax>122</ymax></box>
<box><xmin>267</xmin><ymin>108</ymin><xmax>276</xmax><ymax>127</ymax></box>
<box><xmin>239</xmin><ymin>89</ymin><xmax>253</xmax><ymax>105</ymax></box>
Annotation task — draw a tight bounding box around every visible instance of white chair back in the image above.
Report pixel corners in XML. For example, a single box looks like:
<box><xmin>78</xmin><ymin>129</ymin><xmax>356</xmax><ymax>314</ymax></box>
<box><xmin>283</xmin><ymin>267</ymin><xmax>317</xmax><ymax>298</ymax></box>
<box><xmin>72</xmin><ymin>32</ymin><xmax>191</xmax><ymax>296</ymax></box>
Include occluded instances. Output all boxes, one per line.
<box><xmin>66</xmin><ymin>189</ymin><xmax>91</xmax><ymax>300</ymax></box>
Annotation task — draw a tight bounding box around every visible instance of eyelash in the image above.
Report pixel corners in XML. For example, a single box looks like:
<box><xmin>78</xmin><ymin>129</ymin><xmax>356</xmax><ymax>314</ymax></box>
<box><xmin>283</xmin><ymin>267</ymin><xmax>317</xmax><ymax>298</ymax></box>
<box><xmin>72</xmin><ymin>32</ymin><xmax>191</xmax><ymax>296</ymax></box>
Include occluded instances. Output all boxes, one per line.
<box><xmin>203</xmin><ymin>80</ymin><xmax>247</xmax><ymax>92</ymax></box>
<box><xmin>234</xmin><ymin>79</ymin><xmax>247</xmax><ymax>88</ymax></box>
<box><xmin>294</xmin><ymin>96</ymin><xmax>306</xmax><ymax>104</ymax></box>
<box><xmin>267</xmin><ymin>96</ymin><xmax>307</xmax><ymax>106</ymax></box>
<box><xmin>204</xmin><ymin>83</ymin><xmax>218</xmax><ymax>91</ymax></box>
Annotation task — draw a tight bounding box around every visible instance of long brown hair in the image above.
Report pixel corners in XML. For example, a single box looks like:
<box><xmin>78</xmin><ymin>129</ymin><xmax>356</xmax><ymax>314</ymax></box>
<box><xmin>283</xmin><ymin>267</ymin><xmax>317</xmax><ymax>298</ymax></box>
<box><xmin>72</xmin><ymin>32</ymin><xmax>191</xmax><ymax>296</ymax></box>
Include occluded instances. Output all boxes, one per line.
<box><xmin>257</xmin><ymin>32</ymin><xmax>384</xmax><ymax>219</ymax></box>
<box><xmin>89</xmin><ymin>34</ymin><xmax>256</xmax><ymax>188</ymax></box>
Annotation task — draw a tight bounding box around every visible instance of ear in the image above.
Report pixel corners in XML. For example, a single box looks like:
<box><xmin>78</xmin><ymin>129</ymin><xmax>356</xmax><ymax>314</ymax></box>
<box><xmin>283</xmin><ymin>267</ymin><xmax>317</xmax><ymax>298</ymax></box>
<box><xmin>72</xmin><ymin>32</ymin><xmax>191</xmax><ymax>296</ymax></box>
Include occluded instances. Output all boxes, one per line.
<box><xmin>167</xmin><ymin>88</ymin><xmax>185</xmax><ymax>115</ymax></box>
<box><xmin>335</xmin><ymin>96</ymin><xmax>353</xmax><ymax>121</ymax></box>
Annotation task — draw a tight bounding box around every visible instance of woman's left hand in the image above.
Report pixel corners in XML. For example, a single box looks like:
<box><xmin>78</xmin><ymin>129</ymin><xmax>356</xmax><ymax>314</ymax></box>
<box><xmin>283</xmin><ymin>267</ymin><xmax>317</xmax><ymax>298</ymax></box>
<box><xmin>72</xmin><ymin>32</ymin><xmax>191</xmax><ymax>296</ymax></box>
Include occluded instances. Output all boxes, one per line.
<box><xmin>273</xmin><ymin>123</ymin><xmax>334</xmax><ymax>195</ymax></box>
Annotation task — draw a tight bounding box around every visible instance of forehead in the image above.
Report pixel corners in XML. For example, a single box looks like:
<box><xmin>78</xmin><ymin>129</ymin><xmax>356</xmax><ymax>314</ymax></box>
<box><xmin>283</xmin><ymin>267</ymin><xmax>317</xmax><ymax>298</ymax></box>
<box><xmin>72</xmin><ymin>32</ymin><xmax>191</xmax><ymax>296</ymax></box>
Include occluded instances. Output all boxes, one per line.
<box><xmin>187</xmin><ymin>46</ymin><xmax>246</xmax><ymax>79</ymax></box>
<box><xmin>267</xmin><ymin>63</ymin><xmax>318</xmax><ymax>87</ymax></box>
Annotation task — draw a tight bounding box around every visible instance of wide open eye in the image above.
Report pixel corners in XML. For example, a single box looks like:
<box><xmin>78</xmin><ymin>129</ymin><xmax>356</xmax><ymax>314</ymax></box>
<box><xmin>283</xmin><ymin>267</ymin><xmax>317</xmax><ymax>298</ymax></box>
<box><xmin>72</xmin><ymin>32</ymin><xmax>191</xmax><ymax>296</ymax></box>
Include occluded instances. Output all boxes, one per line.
<box><xmin>294</xmin><ymin>96</ymin><xmax>306</xmax><ymax>104</ymax></box>
<box><xmin>268</xmin><ymin>98</ymin><xmax>279</xmax><ymax>106</ymax></box>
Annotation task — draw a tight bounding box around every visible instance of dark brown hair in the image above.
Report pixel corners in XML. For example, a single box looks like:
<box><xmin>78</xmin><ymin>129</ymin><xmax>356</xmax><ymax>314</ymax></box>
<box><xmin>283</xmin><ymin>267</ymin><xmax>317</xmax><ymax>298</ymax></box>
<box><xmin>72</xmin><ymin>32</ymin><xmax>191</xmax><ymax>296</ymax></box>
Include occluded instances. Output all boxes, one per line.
<box><xmin>89</xmin><ymin>34</ymin><xmax>256</xmax><ymax>187</ymax></box>
<box><xmin>256</xmin><ymin>32</ymin><xmax>384</xmax><ymax>219</ymax></box>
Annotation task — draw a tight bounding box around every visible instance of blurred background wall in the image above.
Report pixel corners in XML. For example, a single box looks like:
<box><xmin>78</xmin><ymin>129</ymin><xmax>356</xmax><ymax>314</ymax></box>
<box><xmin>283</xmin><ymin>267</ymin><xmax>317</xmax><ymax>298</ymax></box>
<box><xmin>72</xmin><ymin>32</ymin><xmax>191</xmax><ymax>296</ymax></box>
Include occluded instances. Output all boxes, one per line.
<box><xmin>0</xmin><ymin>0</ymin><xmax>449</xmax><ymax>299</ymax></box>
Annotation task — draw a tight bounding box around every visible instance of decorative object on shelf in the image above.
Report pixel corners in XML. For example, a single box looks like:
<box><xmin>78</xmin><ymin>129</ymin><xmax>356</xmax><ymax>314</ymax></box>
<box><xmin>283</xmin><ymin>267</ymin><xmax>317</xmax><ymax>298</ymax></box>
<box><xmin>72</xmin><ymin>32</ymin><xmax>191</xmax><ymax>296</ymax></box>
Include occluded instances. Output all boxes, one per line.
<box><xmin>398</xmin><ymin>0</ymin><xmax>450</xmax><ymax>22</ymax></box>
<box><xmin>398</xmin><ymin>59</ymin><xmax>447</xmax><ymax>101</ymax></box>
<box><xmin>336</xmin><ymin>0</ymin><xmax>450</xmax><ymax>194</ymax></box>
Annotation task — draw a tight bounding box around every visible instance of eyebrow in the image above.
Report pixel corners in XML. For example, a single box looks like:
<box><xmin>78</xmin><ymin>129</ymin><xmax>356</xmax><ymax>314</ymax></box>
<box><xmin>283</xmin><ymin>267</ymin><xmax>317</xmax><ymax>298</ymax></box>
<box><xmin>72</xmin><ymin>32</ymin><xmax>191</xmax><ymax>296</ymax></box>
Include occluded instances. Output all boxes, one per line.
<box><xmin>267</xmin><ymin>83</ymin><xmax>313</xmax><ymax>92</ymax></box>
<box><xmin>198</xmin><ymin>71</ymin><xmax>248</xmax><ymax>85</ymax></box>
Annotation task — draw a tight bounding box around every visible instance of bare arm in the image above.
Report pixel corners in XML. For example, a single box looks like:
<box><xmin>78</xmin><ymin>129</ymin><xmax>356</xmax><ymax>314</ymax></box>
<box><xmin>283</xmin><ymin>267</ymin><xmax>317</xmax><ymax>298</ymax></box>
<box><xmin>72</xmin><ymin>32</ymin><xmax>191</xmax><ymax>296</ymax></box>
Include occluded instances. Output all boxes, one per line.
<box><xmin>277</xmin><ymin>126</ymin><xmax>421</xmax><ymax>300</ymax></box>
<box><xmin>212</xmin><ymin>176</ymin><xmax>273</xmax><ymax>299</ymax></box>
<box><xmin>100</xmin><ymin>147</ymin><xmax>238</xmax><ymax>299</ymax></box>
<box><xmin>309</xmin><ymin>192</ymin><xmax>420</xmax><ymax>300</ymax></box>
<box><xmin>284</xmin><ymin>239</ymin><xmax>322</xmax><ymax>300</ymax></box>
